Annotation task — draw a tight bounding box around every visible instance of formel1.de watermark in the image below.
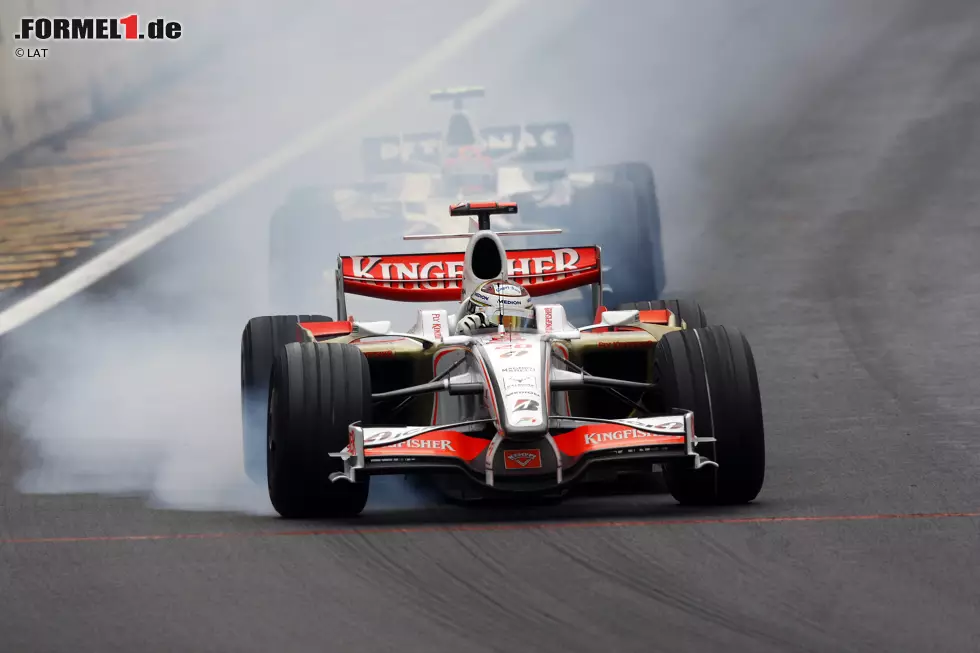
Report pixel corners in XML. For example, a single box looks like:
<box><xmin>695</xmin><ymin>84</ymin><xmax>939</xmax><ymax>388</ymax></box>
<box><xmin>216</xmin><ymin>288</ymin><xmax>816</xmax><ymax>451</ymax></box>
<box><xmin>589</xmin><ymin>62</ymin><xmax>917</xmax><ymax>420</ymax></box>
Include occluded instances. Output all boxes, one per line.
<box><xmin>13</xmin><ymin>15</ymin><xmax>182</xmax><ymax>41</ymax></box>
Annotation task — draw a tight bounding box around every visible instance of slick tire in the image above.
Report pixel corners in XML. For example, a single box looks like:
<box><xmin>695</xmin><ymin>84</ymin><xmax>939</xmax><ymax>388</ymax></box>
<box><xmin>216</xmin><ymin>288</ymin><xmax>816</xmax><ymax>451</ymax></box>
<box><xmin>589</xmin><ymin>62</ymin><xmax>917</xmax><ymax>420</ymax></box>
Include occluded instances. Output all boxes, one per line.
<box><xmin>655</xmin><ymin>326</ymin><xmax>765</xmax><ymax>505</ymax></box>
<box><xmin>241</xmin><ymin>314</ymin><xmax>332</xmax><ymax>485</ymax></box>
<box><xmin>617</xmin><ymin>299</ymin><xmax>708</xmax><ymax>329</ymax></box>
<box><xmin>608</xmin><ymin>162</ymin><xmax>666</xmax><ymax>299</ymax></box>
<box><xmin>267</xmin><ymin>342</ymin><xmax>372</xmax><ymax>519</ymax></box>
<box><xmin>269</xmin><ymin>187</ymin><xmax>339</xmax><ymax>312</ymax></box>
<box><xmin>572</xmin><ymin>180</ymin><xmax>660</xmax><ymax>307</ymax></box>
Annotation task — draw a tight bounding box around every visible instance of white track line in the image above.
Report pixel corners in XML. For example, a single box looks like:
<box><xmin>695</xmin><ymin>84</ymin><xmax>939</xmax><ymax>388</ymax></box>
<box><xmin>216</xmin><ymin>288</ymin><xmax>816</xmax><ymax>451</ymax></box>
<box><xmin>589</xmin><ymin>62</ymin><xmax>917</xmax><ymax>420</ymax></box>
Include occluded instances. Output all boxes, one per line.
<box><xmin>0</xmin><ymin>0</ymin><xmax>527</xmax><ymax>336</ymax></box>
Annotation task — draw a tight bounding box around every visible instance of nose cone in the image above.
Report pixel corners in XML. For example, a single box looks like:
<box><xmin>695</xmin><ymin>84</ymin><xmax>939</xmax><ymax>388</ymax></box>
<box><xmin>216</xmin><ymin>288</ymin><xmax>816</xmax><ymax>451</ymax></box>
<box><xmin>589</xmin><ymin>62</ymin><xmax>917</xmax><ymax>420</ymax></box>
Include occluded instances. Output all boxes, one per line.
<box><xmin>477</xmin><ymin>334</ymin><xmax>549</xmax><ymax>438</ymax></box>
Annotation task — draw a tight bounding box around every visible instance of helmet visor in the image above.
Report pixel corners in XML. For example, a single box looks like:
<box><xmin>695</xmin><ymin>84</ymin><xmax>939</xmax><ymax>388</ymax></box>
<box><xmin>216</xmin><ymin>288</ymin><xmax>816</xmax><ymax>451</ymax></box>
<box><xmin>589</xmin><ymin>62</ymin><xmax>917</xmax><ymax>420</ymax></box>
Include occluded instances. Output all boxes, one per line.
<box><xmin>494</xmin><ymin>312</ymin><xmax>532</xmax><ymax>330</ymax></box>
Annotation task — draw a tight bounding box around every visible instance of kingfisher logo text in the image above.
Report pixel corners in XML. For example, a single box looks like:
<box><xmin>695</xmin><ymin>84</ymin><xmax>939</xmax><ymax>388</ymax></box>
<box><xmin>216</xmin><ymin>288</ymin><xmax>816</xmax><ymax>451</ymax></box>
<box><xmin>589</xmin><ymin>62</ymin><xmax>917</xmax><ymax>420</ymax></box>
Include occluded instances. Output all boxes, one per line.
<box><xmin>15</xmin><ymin>15</ymin><xmax>182</xmax><ymax>41</ymax></box>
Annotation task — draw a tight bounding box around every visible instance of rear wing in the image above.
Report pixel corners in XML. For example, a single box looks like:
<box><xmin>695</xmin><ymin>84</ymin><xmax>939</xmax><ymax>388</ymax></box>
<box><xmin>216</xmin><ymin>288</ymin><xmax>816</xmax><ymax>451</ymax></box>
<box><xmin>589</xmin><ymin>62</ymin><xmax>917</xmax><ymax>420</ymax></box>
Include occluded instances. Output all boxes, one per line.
<box><xmin>361</xmin><ymin>131</ymin><xmax>442</xmax><ymax>176</ymax></box>
<box><xmin>481</xmin><ymin>122</ymin><xmax>574</xmax><ymax>162</ymax></box>
<box><xmin>335</xmin><ymin>245</ymin><xmax>602</xmax><ymax>318</ymax></box>
<box><xmin>361</xmin><ymin>122</ymin><xmax>574</xmax><ymax>175</ymax></box>
<box><xmin>430</xmin><ymin>86</ymin><xmax>485</xmax><ymax>109</ymax></box>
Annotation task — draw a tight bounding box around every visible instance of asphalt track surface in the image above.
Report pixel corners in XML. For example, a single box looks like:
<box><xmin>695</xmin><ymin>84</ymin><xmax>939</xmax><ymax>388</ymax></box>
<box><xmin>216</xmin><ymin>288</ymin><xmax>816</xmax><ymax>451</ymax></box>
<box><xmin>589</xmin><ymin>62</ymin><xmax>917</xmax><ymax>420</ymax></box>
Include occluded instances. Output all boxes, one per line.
<box><xmin>2</xmin><ymin>1</ymin><xmax>980</xmax><ymax>651</ymax></box>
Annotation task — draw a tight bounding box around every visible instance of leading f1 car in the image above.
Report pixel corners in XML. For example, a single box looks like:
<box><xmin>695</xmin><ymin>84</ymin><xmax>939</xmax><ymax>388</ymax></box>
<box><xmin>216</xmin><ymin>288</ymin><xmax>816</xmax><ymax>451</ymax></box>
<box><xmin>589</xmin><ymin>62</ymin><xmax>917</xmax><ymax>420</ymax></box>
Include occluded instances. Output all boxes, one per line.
<box><xmin>241</xmin><ymin>202</ymin><xmax>765</xmax><ymax>518</ymax></box>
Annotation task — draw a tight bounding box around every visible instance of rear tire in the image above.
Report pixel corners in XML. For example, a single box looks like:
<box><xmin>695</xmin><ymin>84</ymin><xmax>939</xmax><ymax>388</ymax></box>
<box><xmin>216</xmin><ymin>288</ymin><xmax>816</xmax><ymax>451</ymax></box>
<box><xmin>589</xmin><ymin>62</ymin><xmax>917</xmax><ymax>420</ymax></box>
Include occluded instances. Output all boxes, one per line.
<box><xmin>240</xmin><ymin>314</ymin><xmax>332</xmax><ymax>484</ymax></box>
<box><xmin>569</xmin><ymin>180</ymin><xmax>647</xmax><ymax>308</ymax></box>
<box><xmin>609</xmin><ymin>162</ymin><xmax>665</xmax><ymax>298</ymax></box>
<box><xmin>655</xmin><ymin>326</ymin><xmax>765</xmax><ymax>505</ymax></box>
<box><xmin>617</xmin><ymin>299</ymin><xmax>708</xmax><ymax>329</ymax></box>
<box><xmin>267</xmin><ymin>342</ymin><xmax>372</xmax><ymax>518</ymax></box>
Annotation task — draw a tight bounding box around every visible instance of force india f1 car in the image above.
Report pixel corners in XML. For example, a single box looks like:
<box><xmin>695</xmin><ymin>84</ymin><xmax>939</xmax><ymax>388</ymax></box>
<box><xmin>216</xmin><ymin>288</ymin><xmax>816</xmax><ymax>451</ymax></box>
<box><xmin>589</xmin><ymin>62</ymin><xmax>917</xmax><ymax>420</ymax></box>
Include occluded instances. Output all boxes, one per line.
<box><xmin>241</xmin><ymin>202</ymin><xmax>765</xmax><ymax>518</ymax></box>
<box><xmin>268</xmin><ymin>86</ymin><xmax>665</xmax><ymax>320</ymax></box>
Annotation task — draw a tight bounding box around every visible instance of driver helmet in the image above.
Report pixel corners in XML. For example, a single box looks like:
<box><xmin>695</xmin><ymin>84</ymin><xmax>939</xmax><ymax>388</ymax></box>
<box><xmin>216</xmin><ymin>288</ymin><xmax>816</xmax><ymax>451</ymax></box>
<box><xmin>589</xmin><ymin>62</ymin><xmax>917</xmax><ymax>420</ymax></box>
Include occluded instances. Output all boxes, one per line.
<box><xmin>465</xmin><ymin>280</ymin><xmax>534</xmax><ymax>330</ymax></box>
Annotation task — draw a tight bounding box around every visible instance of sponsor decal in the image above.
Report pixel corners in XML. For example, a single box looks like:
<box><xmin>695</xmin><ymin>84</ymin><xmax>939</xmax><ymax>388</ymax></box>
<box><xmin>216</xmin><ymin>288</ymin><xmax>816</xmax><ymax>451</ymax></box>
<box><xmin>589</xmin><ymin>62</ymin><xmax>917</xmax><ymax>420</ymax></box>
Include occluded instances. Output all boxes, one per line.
<box><xmin>343</xmin><ymin>248</ymin><xmax>590</xmax><ymax>290</ymax></box>
<box><xmin>498</xmin><ymin>349</ymin><xmax>530</xmax><ymax>358</ymax></box>
<box><xmin>544</xmin><ymin>307</ymin><xmax>554</xmax><ymax>333</ymax></box>
<box><xmin>584</xmin><ymin>428</ymin><xmax>648</xmax><ymax>445</ymax></box>
<box><xmin>362</xmin><ymin>431</ymin><xmax>490</xmax><ymax>461</ymax></box>
<box><xmin>596</xmin><ymin>340</ymin><xmax>651</xmax><ymax>349</ymax></box>
<box><xmin>363</xmin><ymin>350</ymin><xmax>396</xmax><ymax>358</ymax></box>
<box><xmin>349</xmin><ymin>256</ymin><xmax>466</xmax><ymax>290</ymax></box>
<box><xmin>508</xmin><ymin>249</ymin><xmax>582</xmax><ymax>280</ymax></box>
<box><xmin>512</xmin><ymin>399</ymin><xmax>540</xmax><ymax>412</ymax></box>
<box><xmin>505</xmin><ymin>389</ymin><xmax>540</xmax><ymax>398</ymax></box>
<box><xmin>504</xmin><ymin>375</ymin><xmax>537</xmax><ymax>392</ymax></box>
<box><xmin>514</xmin><ymin>415</ymin><xmax>542</xmax><ymax>426</ymax></box>
<box><xmin>363</xmin><ymin>427</ymin><xmax>432</xmax><ymax>446</ymax></box>
<box><xmin>377</xmin><ymin>439</ymin><xmax>457</xmax><ymax>451</ymax></box>
<box><xmin>487</xmin><ymin>282</ymin><xmax>525</xmax><ymax>296</ymax></box>
<box><xmin>504</xmin><ymin>449</ymin><xmax>542</xmax><ymax>469</ymax></box>
<box><xmin>501</xmin><ymin>366</ymin><xmax>535</xmax><ymax>373</ymax></box>
<box><xmin>552</xmin><ymin>422</ymin><xmax>687</xmax><ymax>457</ymax></box>
<box><xmin>620</xmin><ymin>418</ymin><xmax>685</xmax><ymax>433</ymax></box>
<box><xmin>429</xmin><ymin>312</ymin><xmax>443</xmax><ymax>340</ymax></box>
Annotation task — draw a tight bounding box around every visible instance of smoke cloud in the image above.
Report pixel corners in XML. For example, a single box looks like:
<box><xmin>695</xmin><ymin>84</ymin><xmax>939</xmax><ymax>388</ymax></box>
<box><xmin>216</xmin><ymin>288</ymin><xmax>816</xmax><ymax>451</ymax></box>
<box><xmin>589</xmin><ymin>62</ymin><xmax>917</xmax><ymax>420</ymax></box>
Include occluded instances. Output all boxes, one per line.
<box><xmin>0</xmin><ymin>0</ymin><xmax>910</xmax><ymax>514</ymax></box>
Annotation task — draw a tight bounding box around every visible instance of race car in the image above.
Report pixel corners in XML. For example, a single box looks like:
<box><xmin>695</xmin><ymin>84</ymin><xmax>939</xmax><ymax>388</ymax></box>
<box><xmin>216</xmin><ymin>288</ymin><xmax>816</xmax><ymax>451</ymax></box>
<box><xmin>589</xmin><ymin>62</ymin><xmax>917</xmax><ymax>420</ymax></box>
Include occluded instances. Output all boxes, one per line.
<box><xmin>268</xmin><ymin>86</ymin><xmax>665</xmax><ymax>323</ymax></box>
<box><xmin>241</xmin><ymin>201</ymin><xmax>765</xmax><ymax>518</ymax></box>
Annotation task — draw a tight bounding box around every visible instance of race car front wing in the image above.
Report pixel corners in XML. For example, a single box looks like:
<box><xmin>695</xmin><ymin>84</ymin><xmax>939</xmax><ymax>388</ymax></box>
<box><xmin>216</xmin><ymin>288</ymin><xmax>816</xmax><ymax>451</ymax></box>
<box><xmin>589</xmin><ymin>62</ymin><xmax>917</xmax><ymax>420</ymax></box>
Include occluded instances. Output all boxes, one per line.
<box><xmin>328</xmin><ymin>410</ymin><xmax>716</xmax><ymax>491</ymax></box>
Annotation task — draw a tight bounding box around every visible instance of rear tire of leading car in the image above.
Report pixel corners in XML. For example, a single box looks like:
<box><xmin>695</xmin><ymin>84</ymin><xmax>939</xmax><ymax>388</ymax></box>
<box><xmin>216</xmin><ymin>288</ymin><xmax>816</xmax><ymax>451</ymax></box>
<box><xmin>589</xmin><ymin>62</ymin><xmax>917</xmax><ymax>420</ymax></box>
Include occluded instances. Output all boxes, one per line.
<box><xmin>655</xmin><ymin>326</ymin><xmax>765</xmax><ymax>505</ymax></box>
<box><xmin>609</xmin><ymin>162</ymin><xmax>665</xmax><ymax>299</ymax></box>
<box><xmin>267</xmin><ymin>342</ymin><xmax>372</xmax><ymax>519</ymax></box>
<box><xmin>241</xmin><ymin>314</ymin><xmax>332</xmax><ymax>485</ymax></box>
<box><xmin>617</xmin><ymin>299</ymin><xmax>708</xmax><ymax>329</ymax></box>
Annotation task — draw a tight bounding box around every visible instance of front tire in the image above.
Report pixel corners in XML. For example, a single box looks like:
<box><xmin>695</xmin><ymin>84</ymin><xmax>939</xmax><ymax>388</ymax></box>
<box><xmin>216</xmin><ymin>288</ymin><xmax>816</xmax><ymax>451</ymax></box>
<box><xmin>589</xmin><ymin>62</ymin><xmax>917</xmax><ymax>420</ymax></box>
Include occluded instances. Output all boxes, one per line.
<box><xmin>655</xmin><ymin>326</ymin><xmax>765</xmax><ymax>505</ymax></box>
<box><xmin>267</xmin><ymin>342</ymin><xmax>372</xmax><ymax>519</ymax></box>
